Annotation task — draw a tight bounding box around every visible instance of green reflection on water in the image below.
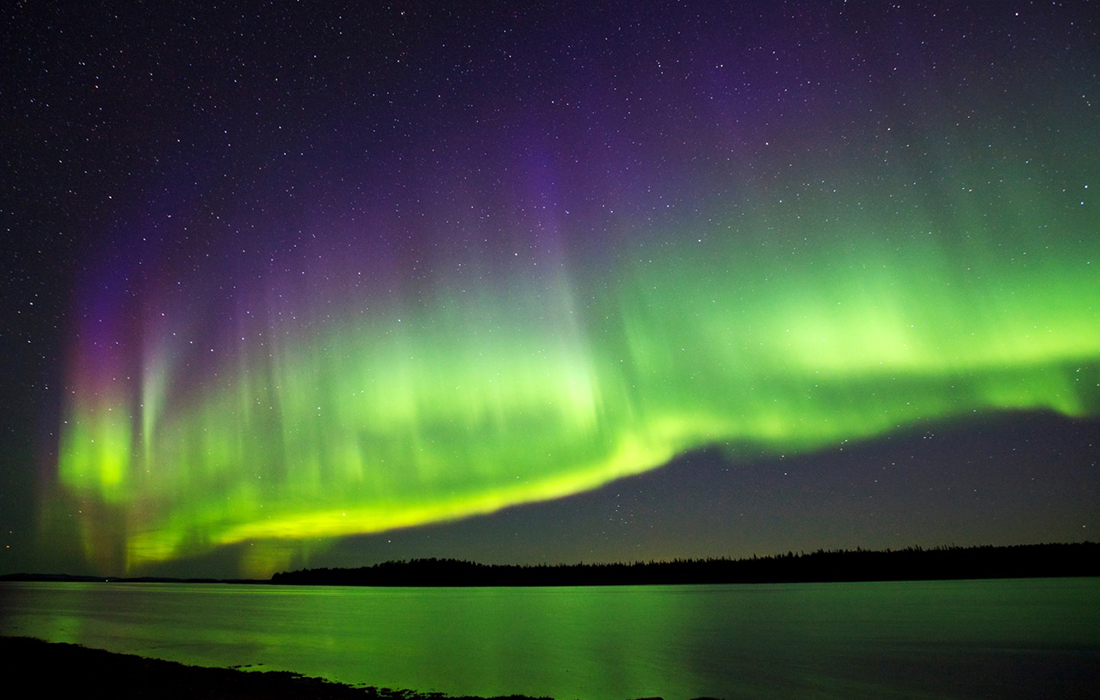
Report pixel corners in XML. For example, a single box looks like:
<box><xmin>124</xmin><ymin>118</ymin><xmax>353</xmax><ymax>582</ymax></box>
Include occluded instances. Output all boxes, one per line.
<box><xmin>2</xmin><ymin>579</ymin><xmax>1098</xmax><ymax>700</ymax></box>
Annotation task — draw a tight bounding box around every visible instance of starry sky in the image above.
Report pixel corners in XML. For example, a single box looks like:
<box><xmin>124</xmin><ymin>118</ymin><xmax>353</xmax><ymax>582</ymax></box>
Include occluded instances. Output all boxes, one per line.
<box><xmin>2</xmin><ymin>1</ymin><xmax>1098</xmax><ymax>579</ymax></box>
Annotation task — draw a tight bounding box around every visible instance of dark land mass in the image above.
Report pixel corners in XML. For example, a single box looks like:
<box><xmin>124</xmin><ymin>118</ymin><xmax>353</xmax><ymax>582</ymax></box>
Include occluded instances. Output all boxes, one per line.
<box><xmin>0</xmin><ymin>636</ymin><xmax>553</xmax><ymax>700</ymax></box>
<box><xmin>272</xmin><ymin>542</ymin><xmax>1100</xmax><ymax>587</ymax></box>
<box><xmin>3</xmin><ymin>542</ymin><xmax>1095</xmax><ymax>587</ymax></box>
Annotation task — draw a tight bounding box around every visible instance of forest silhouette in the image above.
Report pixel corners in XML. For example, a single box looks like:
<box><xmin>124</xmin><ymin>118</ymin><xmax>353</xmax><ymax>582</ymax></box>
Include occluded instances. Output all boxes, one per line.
<box><xmin>271</xmin><ymin>542</ymin><xmax>1098</xmax><ymax>586</ymax></box>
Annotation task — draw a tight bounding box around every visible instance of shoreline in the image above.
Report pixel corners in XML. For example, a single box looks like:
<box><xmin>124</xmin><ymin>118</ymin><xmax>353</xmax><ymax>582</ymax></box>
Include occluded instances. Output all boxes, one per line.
<box><xmin>1</xmin><ymin>636</ymin><xmax>551</xmax><ymax>700</ymax></box>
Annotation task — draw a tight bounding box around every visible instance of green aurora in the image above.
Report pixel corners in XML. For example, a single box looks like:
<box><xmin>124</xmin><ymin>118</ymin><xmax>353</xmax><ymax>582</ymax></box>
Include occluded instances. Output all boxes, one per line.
<box><xmin>49</xmin><ymin>157</ymin><xmax>1100</xmax><ymax>575</ymax></box>
<box><xmin>33</xmin><ymin>1</ymin><xmax>1100</xmax><ymax>577</ymax></box>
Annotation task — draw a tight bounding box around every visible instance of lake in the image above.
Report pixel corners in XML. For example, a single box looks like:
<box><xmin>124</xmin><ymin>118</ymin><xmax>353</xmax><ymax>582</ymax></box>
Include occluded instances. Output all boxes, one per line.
<box><xmin>1</xmin><ymin>578</ymin><xmax>1098</xmax><ymax>699</ymax></box>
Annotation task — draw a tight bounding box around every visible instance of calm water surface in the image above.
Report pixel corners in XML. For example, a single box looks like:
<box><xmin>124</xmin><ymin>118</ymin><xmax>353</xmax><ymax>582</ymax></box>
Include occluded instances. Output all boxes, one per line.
<box><xmin>2</xmin><ymin>578</ymin><xmax>1098</xmax><ymax>699</ymax></box>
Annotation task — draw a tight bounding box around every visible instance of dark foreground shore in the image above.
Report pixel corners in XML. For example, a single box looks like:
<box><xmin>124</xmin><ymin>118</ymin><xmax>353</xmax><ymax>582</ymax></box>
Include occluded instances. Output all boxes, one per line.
<box><xmin>1</xmin><ymin>636</ymin><xmax>551</xmax><ymax>700</ymax></box>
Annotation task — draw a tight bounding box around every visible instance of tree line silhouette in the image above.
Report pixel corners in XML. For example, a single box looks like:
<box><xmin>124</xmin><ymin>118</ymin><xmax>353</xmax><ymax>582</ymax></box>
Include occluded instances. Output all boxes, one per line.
<box><xmin>271</xmin><ymin>542</ymin><xmax>1098</xmax><ymax>586</ymax></box>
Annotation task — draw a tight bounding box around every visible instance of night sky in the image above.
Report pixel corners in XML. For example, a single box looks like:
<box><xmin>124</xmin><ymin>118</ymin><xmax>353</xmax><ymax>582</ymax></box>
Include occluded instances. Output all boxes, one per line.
<box><xmin>2</xmin><ymin>1</ymin><xmax>1097</xmax><ymax>579</ymax></box>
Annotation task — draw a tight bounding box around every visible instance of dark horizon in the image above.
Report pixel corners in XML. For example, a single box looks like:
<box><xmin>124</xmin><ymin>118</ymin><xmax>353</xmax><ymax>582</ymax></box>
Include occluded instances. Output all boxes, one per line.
<box><xmin>5</xmin><ymin>541</ymin><xmax>1098</xmax><ymax>587</ymax></box>
<box><xmin>273</xmin><ymin>542</ymin><xmax>1100</xmax><ymax>586</ymax></box>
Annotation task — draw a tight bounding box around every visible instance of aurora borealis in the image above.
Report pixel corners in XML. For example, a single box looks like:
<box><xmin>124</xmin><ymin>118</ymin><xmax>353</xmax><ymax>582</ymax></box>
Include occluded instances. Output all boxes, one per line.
<box><xmin>2</xmin><ymin>2</ymin><xmax>1098</xmax><ymax>577</ymax></box>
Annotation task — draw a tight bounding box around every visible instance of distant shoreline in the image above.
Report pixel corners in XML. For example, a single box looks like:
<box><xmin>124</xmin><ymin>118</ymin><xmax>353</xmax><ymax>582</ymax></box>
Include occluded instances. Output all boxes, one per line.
<box><xmin>4</xmin><ymin>542</ymin><xmax>1096</xmax><ymax>586</ymax></box>
<box><xmin>271</xmin><ymin>542</ymin><xmax>1100</xmax><ymax>586</ymax></box>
